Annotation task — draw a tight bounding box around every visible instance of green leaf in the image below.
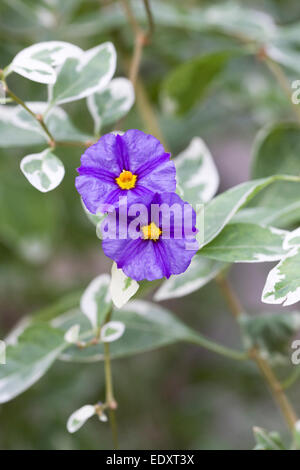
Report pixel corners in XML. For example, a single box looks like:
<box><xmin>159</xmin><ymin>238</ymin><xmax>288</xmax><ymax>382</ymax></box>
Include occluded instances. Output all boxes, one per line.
<box><xmin>0</xmin><ymin>102</ymin><xmax>92</xmax><ymax>148</ymax></box>
<box><xmin>56</xmin><ymin>301</ymin><xmax>192</xmax><ymax>362</ymax></box>
<box><xmin>262</xmin><ymin>247</ymin><xmax>300</xmax><ymax>307</ymax></box>
<box><xmin>232</xmin><ymin>204</ymin><xmax>300</xmax><ymax>228</ymax></box>
<box><xmin>252</xmin><ymin>123</ymin><xmax>300</xmax><ymax>178</ymax></box>
<box><xmin>110</xmin><ymin>262</ymin><xmax>139</xmax><ymax>309</ymax></box>
<box><xmin>240</xmin><ymin>311</ymin><xmax>300</xmax><ymax>362</ymax></box>
<box><xmin>80</xmin><ymin>274</ymin><xmax>112</xmax><ymax>329</ymax></box>
<box><xmin>9</xmin><ymin>59</ymin><xmax>56</xmax><ymax>85</ymax></box>
<box><xmin>9</xmin><ymin>41</ymin><xmax>82</xmax><ymax>83</ymax></box>
<box><xmin>87</xmin><ymin>77</ymin><xmax>134</xmax><ymax>133</ymax></box>
<box><xmin>100</xmin><ymin>321</ymin><xmax>125</xmax><ymax>343</ymax></box>
<box><xmin>80</xmin><ymin>198</ymin><xmax>107</xmax><ymax>228</ymax></box>
<box><xmin>154</xmin><ymin>255</ymin><xmax>227</xmax><ymax>301</ymax></box>
<box><xmin>67</xmin><ymin>405</ymin><xmax>96</xmax><ymax>433</ymax></box>
<box><xmin>0</xmin><ymin>323</ymin><xmax>66</xmax><ymax>404</ymax></box>
<box><xmin>161</xmin><ymin>51</ymin><xmax>232</xmax><ymax>115</ymax></box>
<box><xmin>48</xmin><ymin>42</ymin><xmax>116</xmax><ymax>106</ymax></box>
<box><xmin>55</xmin><ymin>300</ymin><xmax>244</xmax><ymax>363</ymax></box>
<box><xmin>284</xmin><ymin>228</ymin><xmax>300</xmax><ymax>251</ymax></box>
<box><xmin>45</xmin><ymin>105</ymin><xmax>93</xmax><ymax>143</ymax></box>
<box><xmin>200</xmin><ymin>223</ymin><xmax>287</xmax><ymax>263</ymax></box>
<box><xmin>202</xmin><ymin>175</ymin><xmax>300</xmax><ymax>247</ymax></box>
<box><xmin>253</xmin><ymin>427</ymin><xmax>285</xmax><ymax>450</ymax></box>
<box><xmin>0</xmin><ymin>104</ymin><xmax>45</xmax><ymax>147</ymax></box>
<box><xmin>175</xmin><ymin>137</ymin><xmax>219</xmax><ymax>207</ymax></box>
<box><xmin>250</xmin><ymin>123</ymin><xmax>300</xmax><ymax>227</ymax></box>
<box><xmin>20</xmin><ymin>148</ymin><xmax>65</xmax><ymax>192</ymax></box>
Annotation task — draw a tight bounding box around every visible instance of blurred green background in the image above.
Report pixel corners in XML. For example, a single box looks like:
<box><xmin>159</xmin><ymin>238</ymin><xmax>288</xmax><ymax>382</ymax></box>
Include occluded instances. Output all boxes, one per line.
<box><xmin>1</xmin><ymin>0</ymin><xmax>300</xmax><ymax>450</ymax></box>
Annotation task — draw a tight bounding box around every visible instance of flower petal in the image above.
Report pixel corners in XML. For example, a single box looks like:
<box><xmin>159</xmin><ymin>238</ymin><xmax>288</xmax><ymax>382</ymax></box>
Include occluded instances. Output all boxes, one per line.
<box><xmin>122</xmin><ymin>129</ymin><xmax>170</xmax><ymax>171</ymax></box>
<box><xmin>156</xmin><ymin>237</ymin><xmax>198</xmax><ymax>278</ymax></box>
<box><xmin>75</xmin><ymin>174</ymin><xmax>120</xmax><ymax>214</ymax></box>
<box><xmin>78</xmin><ymin>134</ymin><xmax>122</xmax><ymax>175</ymax></box>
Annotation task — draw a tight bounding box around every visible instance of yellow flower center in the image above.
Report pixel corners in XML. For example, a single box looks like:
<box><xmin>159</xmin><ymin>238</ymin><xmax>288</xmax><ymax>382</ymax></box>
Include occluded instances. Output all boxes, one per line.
<box><xmin>115</xmin><ymin>170</ymin><xmax>137</xmax><ymax>190</ymax></box>
<box><xmin>141</xmin><ymin>222</ymin><xmax>162</xmax><ymax>241</ymax></box>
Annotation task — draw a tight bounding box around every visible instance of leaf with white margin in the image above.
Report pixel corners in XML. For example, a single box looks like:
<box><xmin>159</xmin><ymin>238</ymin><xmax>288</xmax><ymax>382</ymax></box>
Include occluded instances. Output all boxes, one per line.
<box><xmin>81</xmin><ymin>198</ymin><xmax>106</xmax><ymax>228</ymax></box>
<box><xmin>64</xmin><ymin>324</ymin><xmax>80</xmax><ymax>344</ymax></box>
<box><xmin>154</xmin><ymin>255</ymin><xmax>227</xmax><ymax>301</ymax></box>
<box><xmin>175</xmin><ymin>137</ymin><xmax>219</xmax><ymax>207</ymax></box>
<box><xmin>200</xmin><ymin>223</ymin><xmax>288</xmax><ymax>263</ymax></box>
<box><xmin>283</xmin><ymin>227</ymin><xmax>300</xmax><ymax>251</ymax></box>
<box><xmin>80</xmin><ymin>274</ymin><xmax>112</xmax><ymax>329</ymax></box>
<box><xmin>110</xmin><ymin>262</ymin><xmax>139</xmax><ymax>308</ymax></box>
<box><xmin>55</xmin><ymin>300</ymin><xmax>200</xmax><ymax>362</ymax></box>
<box><xmin>239</xmin><ymin>311</ymin><xmax>300</xmax><ymax>364</ymax></box>
<box><xmin>262</xmin><ymin>247</ymin><xmax>300</xmax><ymax>306</ymax></box>
<box><xmin>56</xmin><ymin>300</ymin><xmax>242</xmax><ymax>363</ymax></box>
<box><xmin>48</xmin><ymin>42</ymin><xmax>116</xmax><ymax>106</ymax></box>
<box><xmin>20</xmin><ymin>149</ymin><xmax>65</xmax><ymax>192</ymax></box>
<box><xmin>253</xmin><ymin>427</ymin><xmax>285</xmax><ymax>451</ymax></box>
<box><xmin>0</xmin><ymin>102</ymin><xmax>92</xmax><ymax>147</ymax></box>
<box><xmin>13</xmin><ymin>41</ymin><xmax>82</xmax><ymax>68</ymax></box>
<box><xmin>202</xmin><ymin>175</ymin><xmax>300</xmax><ymax>247</ymax></box>
<box><xmin>67</xmin><ymin>405</ymin><xmax>95</xmax><ymax>433</ymax></box>
<box><xmin>9</xmin><ymin>41</ymin><xmax>82</xmax><ymax>84</ymax></box>
<box><xmin>87</xmin><ymin>78</ymin><xmax>134</xmax><ymax>133</ymax></box>
<box><xmin>9</xmin><ymin>59</ymin><xmax>56</xmax><ymax>85</ymax></box>
<box><xmin>0</xmin><ymin>323</ymin><xmax>66</xmax><ymax>404</ymax></box>
<box><xmin>101</xmin><ymin>321</ymin><xmax>125</xmax><ymax>343</ymax></box>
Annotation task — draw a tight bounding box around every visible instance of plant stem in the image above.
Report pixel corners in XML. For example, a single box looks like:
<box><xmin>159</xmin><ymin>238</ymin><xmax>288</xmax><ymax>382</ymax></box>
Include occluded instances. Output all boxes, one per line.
<box><xmin>3</xmin><ymin>82</ymin><xmax>91</xmax><ymax>149</ymax></box>
<box><xmin>143</xmin><ymin>0</ymin><xmax>155</xmax><ymax>37</ymax></box>
<box><xmin>216</xmin><ymin>274</ymin><xmax>298</xmax><ymax>433</ymax></box>
<box><xmin>104</xmin><ymin>341</ymin><xmax>118</xmax><ymax>449</ymax></box>
<box><xmin>135</xmin><ymin>77</ymin><xmax>169</xmax><ymax>150</ymax></box>
<box><xmin>215</xmin><ymin>274</ymin><xmax>243</xmax><ymax>319</ymax></box>
<box><xmin>119</xmin><ymin>1</ymin><xmax>169</xmax><ymax>149</ymax></box>
<box><xmin>249</xmin><ymin>347</ymin><xmax>297</xmax><ymax>431</ymax></box>
<box><xmin>121</xmin><ymin>0</ymin><xmax>154</xmax><ymax>88</ymax></box>
<box><xmin>5</xmin><ymin>85</ymin><xmax>56</xmax><ymax>145</ymax></box>
<box><xmin>264</xmin><ymin>55</ymin><xmax>300</xmax><ymax>125</ymax></box>
<box><xmin>187</xmin><ymin>334</ymin><xmax>247</xmax><ymax>361</ymax></box>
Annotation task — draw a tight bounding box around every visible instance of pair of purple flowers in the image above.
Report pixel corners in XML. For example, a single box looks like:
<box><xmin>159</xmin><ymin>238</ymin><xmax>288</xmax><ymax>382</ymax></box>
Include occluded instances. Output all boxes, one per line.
<box><xmin>76</xmin><ymin>130</ymin><xmax>198</xmax><ymax>281</ymax></box>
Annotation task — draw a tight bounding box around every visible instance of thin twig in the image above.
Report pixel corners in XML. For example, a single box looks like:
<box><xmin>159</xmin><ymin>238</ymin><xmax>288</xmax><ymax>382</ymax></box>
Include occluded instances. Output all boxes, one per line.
<box><xmin>117</xmin><ymin>0</ymin><xmax>168</xmax><ymax>148</ymax></box>
<box><xmin>143</xmin><ymin>0</ymin><xmax>155</xmax><ymax>37</ymax></box>
<box><xmin>258</xmin><ymin>48</ymin><xmax>300</xmax><ymax>125</ymax></box>
<box><xmin>216</xmin><ymin>274</ymin><xmax>298</xmax><ymax>433</ymax></box>
<box><xmin>4</xmin><ymin>84</ymin><xmax>56</xmax><ymax>145</ymax></box>
<box><xmin>121</xmin><ymin>0</ymin><xmax>154</xmax><ymax>88</ymax></box>
<box><xmin>215</xmin><ymin>274</ymin><xmax>243</xmax><ymax>319</ymax></box>
<box><xmin>104</xmin><ymin>341</ymin><xmax>118</xmax><ymax>449</ymax></box>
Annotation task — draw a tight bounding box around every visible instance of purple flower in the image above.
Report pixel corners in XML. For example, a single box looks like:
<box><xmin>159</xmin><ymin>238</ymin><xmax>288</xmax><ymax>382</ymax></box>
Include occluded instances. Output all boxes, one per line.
<box><xmin>76</xmin><ymin>130</ymin><xmax>176</xmax><ymax>213</ymax></box>
<box><xmin>101</xmin><ymin>192</ymin><xmax>198</xmax><ymax>281</ymax></box>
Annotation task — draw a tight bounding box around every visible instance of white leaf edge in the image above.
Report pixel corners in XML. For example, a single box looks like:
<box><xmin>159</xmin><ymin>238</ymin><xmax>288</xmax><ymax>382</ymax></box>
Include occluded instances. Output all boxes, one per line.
<box><xmin>262</xmin><ymin>246</ymin><xmax>300</xmax><ymax>307</ymax></box>
<box><xmin>9</xmin><ymin>58</ymin><xmax>56</xmax><ymax>84</ymax></box>
<box><xmin>48</xmin><ymin>42</ymin><xmax>117</xmax><ymax>105</ymax></box>
<box><xmin>101</xmin><ymin>321</ymin><xmax>125</xmax><ymax>343</ymax></box>
<box><xmin>154</xmin><ymin>256</ymin><xmax>225</xmax><ymax>301</ymax></box>
<box><xmin>80</xmin><ymin>274</ymin><xmax>111</xmax><ymax>329</ymax></box>
<box><xmin>109</xmin><ymin>262</ymin><xmax>139</xmax><ymax>309</ymax></box>
<box><xmin>175</xmin><ymin>137</ymin><xmax>220</xmax><ymax>203</ymax></box>
<box><xmin>283</xmin><ymin>227</ymin><xmax>300</xmax><ymax>251</ymax></box>
<box><xmin>67</xmin><ymin>405</ymin><xmax>95</xmax><ymax>433</ymax></box>
<box><xmin>87</xmin><ymin>77</ymin><xmax>135</xmax><ymax>133</ymax></box>
<box><xmin>9</xmin><ymin>41</ymin><xmax>83</xmax><ymax>85</ymax></box>
<box><xmin>64</xmin><ymin>324</ymin><xmax>80</xmax><ymax>344</ymax></box>
<box><xmin>20</xmin><ymin>148</ymin><xmax>65</xmax><ymax>192</ymax></box>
